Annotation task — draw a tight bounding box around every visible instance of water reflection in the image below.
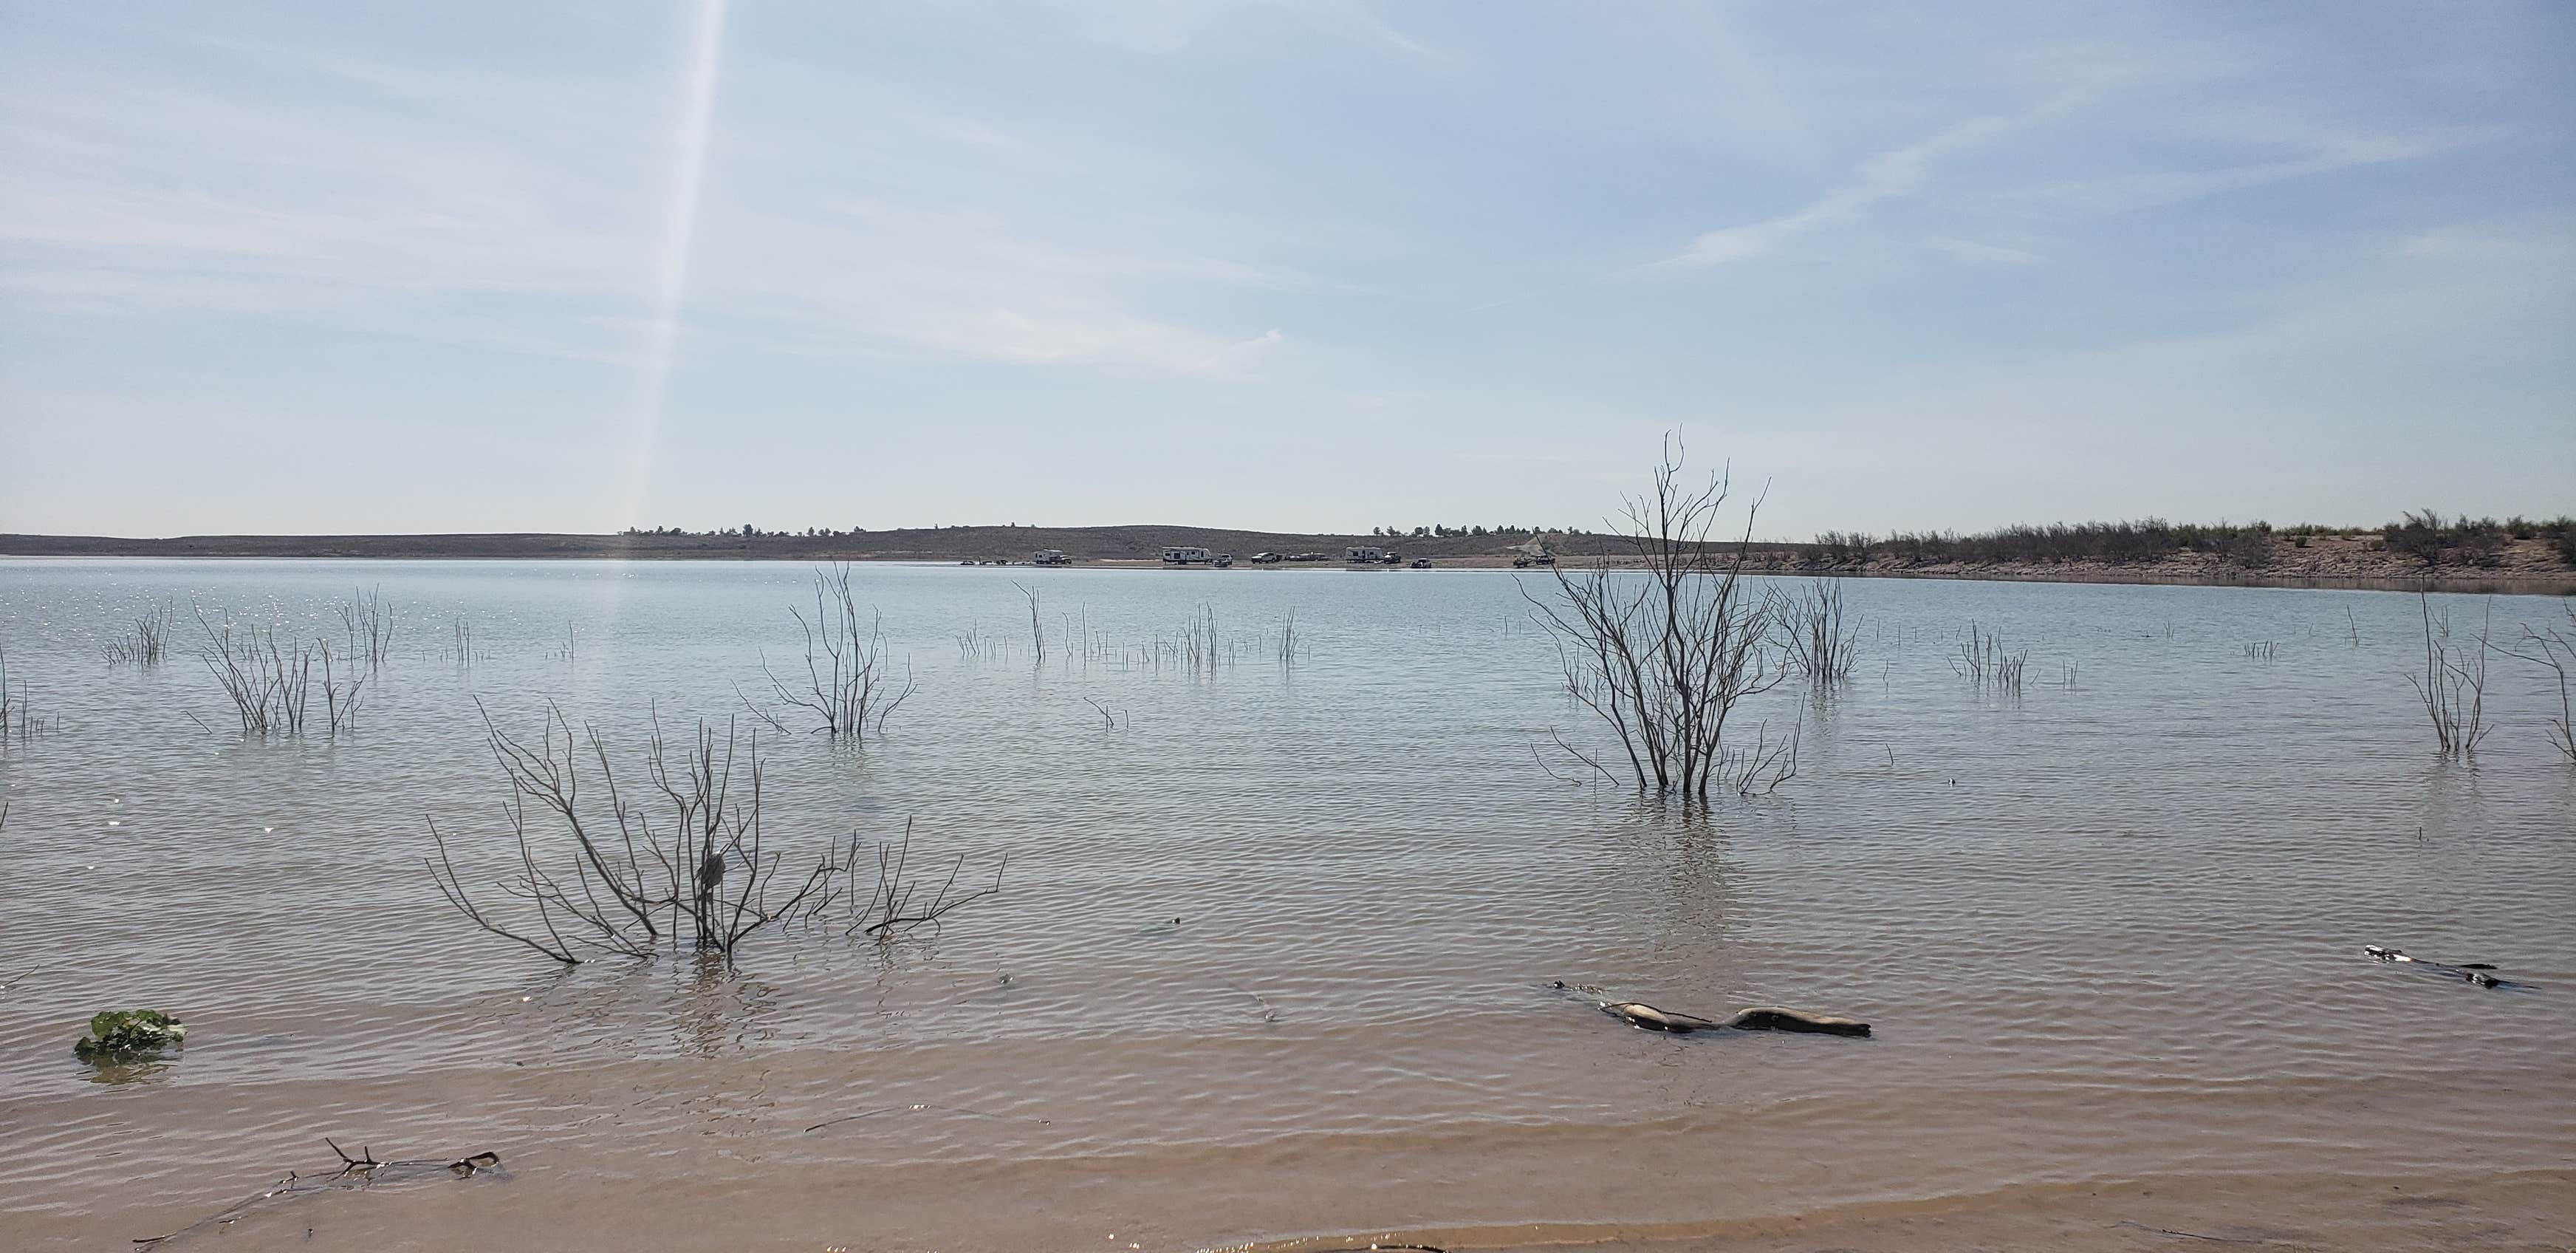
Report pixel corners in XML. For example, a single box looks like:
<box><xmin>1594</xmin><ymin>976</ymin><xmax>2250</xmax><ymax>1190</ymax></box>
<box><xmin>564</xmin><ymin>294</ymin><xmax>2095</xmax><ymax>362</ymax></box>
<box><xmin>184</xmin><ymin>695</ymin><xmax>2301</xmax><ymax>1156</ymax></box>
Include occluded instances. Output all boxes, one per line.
<box><xmin>672</xmin><ymin>955</ymin><xmax>777</xmax><ymax>1057</ymax></box>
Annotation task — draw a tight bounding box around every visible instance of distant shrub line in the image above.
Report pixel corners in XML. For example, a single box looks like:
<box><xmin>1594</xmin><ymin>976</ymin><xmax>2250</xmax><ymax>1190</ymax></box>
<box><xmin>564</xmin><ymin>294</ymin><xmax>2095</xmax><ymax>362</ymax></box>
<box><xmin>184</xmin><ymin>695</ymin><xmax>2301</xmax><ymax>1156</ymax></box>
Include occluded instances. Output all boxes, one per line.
<box><xmin>1811</xmin><ymin>513</ymin><xmax>2575</xmax><ymax>570</ymax></box>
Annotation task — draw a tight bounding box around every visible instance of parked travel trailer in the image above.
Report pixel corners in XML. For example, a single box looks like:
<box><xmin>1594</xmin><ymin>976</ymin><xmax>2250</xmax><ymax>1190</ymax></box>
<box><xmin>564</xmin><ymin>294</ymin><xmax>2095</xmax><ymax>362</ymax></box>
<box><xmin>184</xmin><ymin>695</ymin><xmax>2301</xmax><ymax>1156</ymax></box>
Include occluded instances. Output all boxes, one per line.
<box><xmin>1032</xmin><ymin>549</ymin><xmax>1070</xmax><ymax>566</ymax></box>
<box><xmin>1161</xmin><ymin>546</ymin><xmax>1214</xmax><ymax>564</ymax></box>
<box><xmin>1345</xmin><ymin>546</ymin><xmax>1386</xmax><ymax>564</ymax></box>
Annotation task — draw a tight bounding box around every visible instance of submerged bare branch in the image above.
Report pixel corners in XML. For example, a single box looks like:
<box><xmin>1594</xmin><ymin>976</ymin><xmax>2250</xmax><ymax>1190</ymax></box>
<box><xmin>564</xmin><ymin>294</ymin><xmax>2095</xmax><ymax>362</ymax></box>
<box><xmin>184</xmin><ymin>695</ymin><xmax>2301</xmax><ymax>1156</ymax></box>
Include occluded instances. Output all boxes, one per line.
<box><xmin>1522</xmin><ymin>433</ymin><xmax>1784</xmax><ymax>798</ymax></box>
<box><xmin>763</xmin><ymin>564</ymin><xmax>914</xmax><ymax>737</ymax></box>
<box><xmin>2405</xmin><ymin>595</ymin><xmax>2492</xmax><ymax>758</ymax></box>
<box><xmin>426</xmin><ymin>703</ymin><xmax>995</xmax><ymax>964</ymax></box>
<box><xmin>2493</xmin><ymin>601</ymin><xmax>2575</xmax><ymax>762</ymax></box>
<box><xmin>1771</xmin><ymin>578</ymin><xmax>1859</xmax><ymax>685</ymax></box>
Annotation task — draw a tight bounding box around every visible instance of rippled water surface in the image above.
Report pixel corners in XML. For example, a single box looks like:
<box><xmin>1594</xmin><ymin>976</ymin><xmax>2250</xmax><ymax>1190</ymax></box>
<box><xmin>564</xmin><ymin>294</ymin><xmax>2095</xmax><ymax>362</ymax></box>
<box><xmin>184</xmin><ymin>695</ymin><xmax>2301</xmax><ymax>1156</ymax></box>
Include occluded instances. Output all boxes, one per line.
<box><xmin>1</xmin><ymin>560</ymin><xmax>2570</xmax><ymax>1251</ymax></box>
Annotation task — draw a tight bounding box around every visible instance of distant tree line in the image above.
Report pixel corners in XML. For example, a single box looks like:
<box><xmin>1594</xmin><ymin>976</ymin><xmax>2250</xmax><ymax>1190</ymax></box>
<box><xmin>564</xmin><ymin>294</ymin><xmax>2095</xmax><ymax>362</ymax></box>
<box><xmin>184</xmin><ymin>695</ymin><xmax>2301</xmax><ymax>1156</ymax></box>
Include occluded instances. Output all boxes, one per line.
<box><xmin>620</xmin><ymin>523</ymin><xmax>1600</xmax><ymax>540</ymax></box>
<box><xmin>1368</xmin><ymin>525</ymin><xmax>1583</xmax><ymax>538</ymax></box>
<box><xmin>621</xmin><ymin>525</ymin><xmax>876</xmax><ymax>538</ymax></box>
<box><xmin>1812</xmin><ymin>513</ymin><xmax>2575</xmax><ymax>570</ymax></box>
<box><xmin>615</xmin><ymin>513</ymin><xmax>2572</xmax><ymax>569</ymax></box>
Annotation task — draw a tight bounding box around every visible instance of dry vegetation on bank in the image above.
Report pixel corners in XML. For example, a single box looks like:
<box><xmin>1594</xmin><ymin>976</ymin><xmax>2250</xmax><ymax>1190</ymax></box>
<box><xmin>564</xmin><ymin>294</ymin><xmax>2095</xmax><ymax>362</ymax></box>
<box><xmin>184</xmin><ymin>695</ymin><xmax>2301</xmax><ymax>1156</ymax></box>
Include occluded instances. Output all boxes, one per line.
<box><xmin>4</xmin><ymin>511</ymin><xmax>2569</xmax><ymax>590</ymax></box>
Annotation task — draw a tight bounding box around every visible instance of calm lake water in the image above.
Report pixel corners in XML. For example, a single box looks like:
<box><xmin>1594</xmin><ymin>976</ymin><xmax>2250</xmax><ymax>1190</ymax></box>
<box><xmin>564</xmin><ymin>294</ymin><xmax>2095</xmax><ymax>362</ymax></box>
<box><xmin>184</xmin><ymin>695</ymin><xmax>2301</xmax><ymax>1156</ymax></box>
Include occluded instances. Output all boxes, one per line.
<box><xmin>1</xmin><ymin>560</ymin><xmax>2571</xmax><ymax>1251</ymax></box>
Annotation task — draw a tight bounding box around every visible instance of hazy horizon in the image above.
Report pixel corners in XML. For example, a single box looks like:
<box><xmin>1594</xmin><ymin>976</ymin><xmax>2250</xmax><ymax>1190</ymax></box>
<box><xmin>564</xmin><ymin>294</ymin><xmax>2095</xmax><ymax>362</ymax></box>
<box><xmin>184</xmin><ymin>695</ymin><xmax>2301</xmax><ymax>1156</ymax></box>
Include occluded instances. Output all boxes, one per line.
<box><xmin>4</xmin><ymin>1</ymin><xmax>2571</xmax><ymax>539</ymax></box>
<box><xmin>9</xmin><ymin>510</ymin><xmax>2572</xmax><ymax>546</ymax></box>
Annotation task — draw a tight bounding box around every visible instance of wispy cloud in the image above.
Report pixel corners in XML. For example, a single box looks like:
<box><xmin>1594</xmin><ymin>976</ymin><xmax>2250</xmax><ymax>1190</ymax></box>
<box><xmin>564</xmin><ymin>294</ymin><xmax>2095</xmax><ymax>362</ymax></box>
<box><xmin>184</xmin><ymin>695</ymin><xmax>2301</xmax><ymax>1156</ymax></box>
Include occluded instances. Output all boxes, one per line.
<box><xmin>1928</xmin><ymin>236</ymin><xmax>2049</xmax><ymax>266</ymax></box>
<box><xmin>1651</xmin><ymin>112</ymin><xmax>2033</xmax><ymax>269</ymax></box>
<box><xmin>1064</xmin><ymin>0</ymin><xmax>1446</xmax><ymax>61</ymax></box>
<box><xmin>0</xmin><ymin>30</ymin><xmax>1286</xmax><ymax>378</ymax></box>
<box><xmin>1980</xmin><ymin>127</ymin><xmax>2504</xmax><ymax>220</ymax></box>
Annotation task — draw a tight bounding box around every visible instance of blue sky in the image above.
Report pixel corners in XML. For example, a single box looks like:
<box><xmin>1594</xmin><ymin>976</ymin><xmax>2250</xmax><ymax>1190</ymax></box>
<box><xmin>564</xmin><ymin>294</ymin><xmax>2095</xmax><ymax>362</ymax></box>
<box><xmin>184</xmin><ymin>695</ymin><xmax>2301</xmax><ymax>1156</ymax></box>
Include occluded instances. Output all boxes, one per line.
<box><xmin>2</xmin><ymin>1</ymin><xmax>2569</xmax><ymax>538</ymax></box>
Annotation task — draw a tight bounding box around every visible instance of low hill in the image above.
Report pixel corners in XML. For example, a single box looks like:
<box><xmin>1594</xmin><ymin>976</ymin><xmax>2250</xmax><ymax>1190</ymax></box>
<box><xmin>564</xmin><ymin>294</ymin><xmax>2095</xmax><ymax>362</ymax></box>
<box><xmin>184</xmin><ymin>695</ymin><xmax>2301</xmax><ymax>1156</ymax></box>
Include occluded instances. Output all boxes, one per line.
<box><xmin>0</xmin><ymin>525</ymin><xmax>1587</xmax><ymax>564</ymax></box>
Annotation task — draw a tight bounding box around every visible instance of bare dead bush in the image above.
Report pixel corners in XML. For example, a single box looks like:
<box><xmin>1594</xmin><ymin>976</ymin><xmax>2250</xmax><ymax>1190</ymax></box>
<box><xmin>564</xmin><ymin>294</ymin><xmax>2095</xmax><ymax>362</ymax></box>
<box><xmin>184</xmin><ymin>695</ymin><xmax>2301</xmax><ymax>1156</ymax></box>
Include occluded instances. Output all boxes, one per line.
<box><xmin>1951</xmin><ymin>624</ymin><xmax>2028</xmax><ymax>694</ymax></box>
<box><xmin>428</xmin><ymin>706</ymin><xmax>807</xmax><ymax>961</ymax></box>
<box><xmin>338</xmin><ymin>587</ymin><xmax>396</xmax><ymax>671</ymax></box>
<box><xmin>1772</xmin><ymin>578</ymin><xmax>1859</xmax><ymax>684</ymax></box>
<box><xmin>103</xmin><ymin>602</ymin><xmax>172</xmax><ymax>666</ymax></box>
<box><xmin>196</xmin><ymin>610</ymin><xmax>312</xmax><ymax>737</ymax></box>
<box><xmin>426</xmin><ymin>704</ymin><xmax>996</xmax><ymax>964</ymax></box>
<box><xmin>762</xmin><ymin>564</ymin><xmax>914</xmax><ymax>737</ymax></box>
<box><xmin>0</xmin><ymin>645</ymin><xmax>53</xmax><ymax>745</ymax></box>
<box><xmin>1525</xmin><ymin>434</ymin><xmax>1783</xmax><ymax>796</ymax></box>
<box><xmin>2404</xmin><ymin>595</ymin><xmax>2491</xmax><ymax>758</ymax></box>
<box><xmin>318</xmin><ymin>642</ymin><xmax>365</xmax><ymax>734</ymax></box>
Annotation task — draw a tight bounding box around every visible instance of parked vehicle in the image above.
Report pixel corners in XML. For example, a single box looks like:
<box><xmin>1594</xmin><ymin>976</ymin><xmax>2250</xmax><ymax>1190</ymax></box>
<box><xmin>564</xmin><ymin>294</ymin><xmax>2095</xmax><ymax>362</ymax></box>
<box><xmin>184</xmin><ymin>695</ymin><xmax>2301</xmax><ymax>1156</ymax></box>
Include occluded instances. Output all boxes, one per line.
<box><xmin>1345</xmin><ymin>545</ymin><xmax>1387</xmax><ymax>564</ymax></box>
<box><xmin>1161</xmin><ymin>546</ymin><xmax>1214</xmax><ymax>564</ymax></box>
<box><xmin>1214</xmin><ymin>554</ymin><xmax>1234</xmax><ymax>568</ymax></box>
<box><xmin>1287</xmin><ymin>552</ymin><xmax>1326</xmax><ymax>562</ymax></box>
<box><xmin>1512</xmin><ymin>556</ymin><xmax>1532</xmax><ymax>569</ymax></box>
<box><xmin>1251</xmin><ymin>551</ymin><xmax>1283</xmax><ymax>564</ymax></box>
<box><xmin>1032</xmin><ymin>549</ymin><xmax>1070</xmax><ymax>566</ymax></box>
<box><xmin>1410</xmin><ymin>557</ymin><xmax>1431</xmax><ymax>569</ymax></box>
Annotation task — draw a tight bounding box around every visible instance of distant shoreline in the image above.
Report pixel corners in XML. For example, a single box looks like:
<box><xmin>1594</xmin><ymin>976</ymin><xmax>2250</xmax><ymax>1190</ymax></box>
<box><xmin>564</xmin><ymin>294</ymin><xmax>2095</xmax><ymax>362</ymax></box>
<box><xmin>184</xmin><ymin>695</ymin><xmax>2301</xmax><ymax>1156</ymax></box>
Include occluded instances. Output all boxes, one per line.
<box><xmin>4</xmin><ymin>528</ymin><xmax>2569</xmax><ymax>595</ymax></box>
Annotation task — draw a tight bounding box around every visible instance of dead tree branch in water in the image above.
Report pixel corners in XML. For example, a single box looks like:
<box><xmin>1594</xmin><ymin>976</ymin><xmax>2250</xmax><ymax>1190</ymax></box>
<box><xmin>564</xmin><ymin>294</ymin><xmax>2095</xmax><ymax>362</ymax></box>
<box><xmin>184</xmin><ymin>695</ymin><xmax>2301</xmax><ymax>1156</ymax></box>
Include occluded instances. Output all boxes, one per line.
<box><xmin>1522</xmin><ymin>434</ymin><xmax>1781</xmax><ymax>797</ymax></box>
<box><xmin>2404</xmin><ymin>595</ymin><xmax>2491</xmax><ymax>758</ymax></box>
<box><xmin>194</xmin><ymin>610</ymin><xmax>314</xmax><ymax>737</ymax></box>
<box><xmin>337</xmin><ymin>587</ymin><xmax>396</xmax><ymax>671</ymax></box>
<box><xmin>835</xmin><ymin>822</ymin><xmax>1005</xmax><ymax>938</ymax></box>
<box><xmin>134</xmin><ymin>1142</ymin><xmax>501</xmax><ymax>1248</ymax></box>
<box><xmin>1529</xmin><ymin>729</ymin><xmax>1614</xmax><ymax>785</ymax></box>
<box><xmin>318</xmin><ymin>642</ymin><xmax>364</xmax><ymax>735</ymax></box>
<box><xmin>428</xmin><ymin>705</ymin><xmax>994</xmax><ymax>964</ymax></box>
<box><xmin>1014</xmin><ymin>581</ymin><xmax>1048</xmax><ymax>666</ymax></box>
<box><xmin>1950</xmin><ymin>624</ymin><xmax>2027</xmax><ymax>694</ymax></box>
<box><xmin>764</xmin><ymin>564</ymin><xmax>914</xmax><ymax>737</ymax></box>
<box><xmin>1719</xmin><ymin>709</ymin><xmax>1802</xmax><ymax>796</ymax></box>
<box><xmin>425</xmin><ymin>703</ymin><xmax>831</xmax><ymax>963</ymax></box>
<box><xmin>0</xmin><ymin>646</ymin><xmax>45</xmax><ymax>745</ymax></box>
<box><xmin>731</xmin><ymin>680</ymin><xmax>792</xmax><ymax>734</ymax></box>
<box><xmin>787</xmin><ymin>818</ymin><xmax>1007</xmax><ymax>939</ymax></box>
<box><xmin>1771</xmin><ymin>578</ymin><xmax>1858</xmax><ymax>684</ymax></box>
<box><xmin>2493</xmin><ymin>601</ymin><xmax>2572</xmax><ymax>762</ymax></box>
<box><xmin>103</xmin><ymin>602</ymin><xmax>173</xmax><ymax>666</ymax></box>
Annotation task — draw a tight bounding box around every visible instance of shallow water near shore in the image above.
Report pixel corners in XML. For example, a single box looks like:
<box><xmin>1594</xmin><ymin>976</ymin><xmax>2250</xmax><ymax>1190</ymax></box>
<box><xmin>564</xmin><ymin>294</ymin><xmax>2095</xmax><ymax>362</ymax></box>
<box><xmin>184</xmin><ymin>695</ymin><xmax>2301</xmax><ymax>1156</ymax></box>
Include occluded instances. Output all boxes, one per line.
<box><xmin>1</xmin><ymin>560</ymin><xmax>2571</xmax><ymax>1250</ymax></box>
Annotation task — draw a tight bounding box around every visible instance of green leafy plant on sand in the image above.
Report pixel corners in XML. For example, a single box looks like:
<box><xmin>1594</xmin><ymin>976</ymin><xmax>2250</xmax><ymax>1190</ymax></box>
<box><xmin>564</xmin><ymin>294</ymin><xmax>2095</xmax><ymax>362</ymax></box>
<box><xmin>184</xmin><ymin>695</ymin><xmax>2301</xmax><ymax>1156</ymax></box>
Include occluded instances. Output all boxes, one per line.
<box><xmin>73</xmin><ymin>1010</ymin><xmax>186</xmax><ymax>1059</ymax></box>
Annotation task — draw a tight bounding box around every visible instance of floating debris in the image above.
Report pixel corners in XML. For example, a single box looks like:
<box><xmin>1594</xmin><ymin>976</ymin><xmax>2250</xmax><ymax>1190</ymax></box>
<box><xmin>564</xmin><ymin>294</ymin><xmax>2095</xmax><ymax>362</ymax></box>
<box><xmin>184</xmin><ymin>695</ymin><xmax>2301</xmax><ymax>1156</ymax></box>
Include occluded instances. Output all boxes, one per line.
<box><xmin>1552</xmin><ymin>981</ymin><xmax>1872</xmax><ymax>1037</ymax></box>
<box><xmin>73</xmin><ymin>1009</ymin><xmax>185</xmax><ymax>1059</ymax></box>
<box><xmin>134</xmin><ymin>1141</ymin><xmax>503</xmax><ymax>1247</ymax></box>
<box><xmin>2365</xmin><ymin>945</ymin><xmax>2524</xmax><ymax>990</ymax></box>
